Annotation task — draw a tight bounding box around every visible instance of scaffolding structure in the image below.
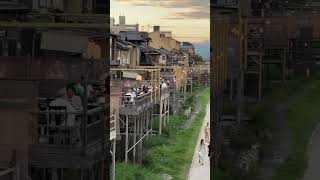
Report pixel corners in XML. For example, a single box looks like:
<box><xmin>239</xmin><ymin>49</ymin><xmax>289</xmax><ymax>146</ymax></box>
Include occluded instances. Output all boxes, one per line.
<box><xmin>110</xmin><ymin>68</ymin><xmax>171</xmax><ymax>164</ymax></box>
<box><xmin>132</xmin><ymin>66</ymin><xmax>188</xmax><ymax>111</ymax></box>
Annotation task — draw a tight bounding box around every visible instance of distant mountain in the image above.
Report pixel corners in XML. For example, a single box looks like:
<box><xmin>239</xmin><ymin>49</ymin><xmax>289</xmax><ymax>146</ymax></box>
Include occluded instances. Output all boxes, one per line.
<box><xmin>193</xmin><ymin>41</ymin><xmax>210</xmax><ymax>61</ymax></box>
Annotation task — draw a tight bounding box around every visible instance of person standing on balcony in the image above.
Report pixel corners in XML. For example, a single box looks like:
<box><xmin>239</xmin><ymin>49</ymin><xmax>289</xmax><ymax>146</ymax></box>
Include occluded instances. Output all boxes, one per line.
<box><xmin>49</xmin><ymin>88</ymin><xmax>78</xmax><ymax>145</ymax></box>
<box><xmin>66</xmin><ymin>85</ymin><xmax>83</xmax><ymax>112</ymax></box>
<box><xmin>65</xmin><ymin>85</ymin><xmax>83</xmax><ymax>145</ymax></box>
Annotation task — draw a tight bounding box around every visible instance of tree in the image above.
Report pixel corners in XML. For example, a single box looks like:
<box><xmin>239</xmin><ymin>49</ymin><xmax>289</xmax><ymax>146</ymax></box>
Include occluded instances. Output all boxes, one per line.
<box><xmin>193</xmin><ymin>54</ymin><xmax>204</xmax><ymax>64</ymax></box>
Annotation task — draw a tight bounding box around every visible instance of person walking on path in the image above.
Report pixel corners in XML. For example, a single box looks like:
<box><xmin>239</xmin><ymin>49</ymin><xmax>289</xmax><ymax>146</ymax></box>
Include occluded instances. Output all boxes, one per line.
<box><xmin>204</xmin><ymin>122</ymin><xmax>210</xmax><ymax>143</ymax></box>
<box><xmin>198</xmin><ymin>139</ymin><xmax>206</xmax><ymax>165</ymax></box>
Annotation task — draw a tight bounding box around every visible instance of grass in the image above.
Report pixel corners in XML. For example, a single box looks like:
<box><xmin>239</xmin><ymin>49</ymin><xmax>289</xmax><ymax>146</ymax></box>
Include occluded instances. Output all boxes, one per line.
<box><xmin>115</xmin><ymin>162</ymin><xmax>162</xmax><ymax>180</ymax></box>
<box><xmin>216</xmin><ymin>79</ymin><xmax>307</xmax><ymax>180</ymax></box>
<box><xmin>144</xmin><ymin>88</ymin><xmax>210</xmax><ymax>180</ymax></box>
<box><xmin>273</xmin><ymin>80</ymin><xmax>320</xmax><ymax>180</ymax></box>
<box><xmin>115</xmin><ymin>86</ymin><xmax>210</xmax><ymax>180</ymax></box>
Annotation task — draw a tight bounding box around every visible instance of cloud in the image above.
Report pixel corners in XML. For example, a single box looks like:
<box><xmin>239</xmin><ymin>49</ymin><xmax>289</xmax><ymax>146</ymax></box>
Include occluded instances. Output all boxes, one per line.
<box><xmin>114</xmin><ymin>0</ymin><xmax>209</xmax><ymax>9</ymax></box>
<box><xmin>114</xmin><ymin>0</ymin><xmax>209</xmax><ymax>19</ymax></box>
<box><xmin>162</xmin><ymin>8</ymin><xmax>209</xmax><ymax>20</ymax></box>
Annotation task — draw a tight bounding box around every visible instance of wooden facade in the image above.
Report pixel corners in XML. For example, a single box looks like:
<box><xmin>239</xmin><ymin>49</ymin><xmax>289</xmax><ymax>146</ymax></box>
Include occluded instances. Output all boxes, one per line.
<box><xmin>0</xmin><ymin>58</ymin><xmax>108</xmax><ymax>180</ymax></box>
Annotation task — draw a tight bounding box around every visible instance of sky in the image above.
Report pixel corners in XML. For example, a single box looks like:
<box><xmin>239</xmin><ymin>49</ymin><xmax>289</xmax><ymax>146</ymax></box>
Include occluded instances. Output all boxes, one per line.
<box><xmin>111</xmin><ymin>0</ymin><xmax>210</xmax><ymax>60</ymax></box>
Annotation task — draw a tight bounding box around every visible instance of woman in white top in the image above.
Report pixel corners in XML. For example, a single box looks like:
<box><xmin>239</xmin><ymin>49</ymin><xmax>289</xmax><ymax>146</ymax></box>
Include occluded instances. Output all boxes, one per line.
<box><xmin>198</xmin><ymin>139</ymin><xmax>206</xmax><ymax>165</ymax></box>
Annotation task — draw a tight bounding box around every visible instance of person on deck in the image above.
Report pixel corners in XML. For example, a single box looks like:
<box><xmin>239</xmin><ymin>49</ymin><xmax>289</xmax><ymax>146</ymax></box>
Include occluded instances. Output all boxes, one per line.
<box><xmin>66</xmin><ymin>85</ymin><xmax>83</xmax><ymax>111</ymax></box>
<box><xmin>49</xmin><ymin>88</ymin><xmax>80</xmax><ymax>145</ymax></box>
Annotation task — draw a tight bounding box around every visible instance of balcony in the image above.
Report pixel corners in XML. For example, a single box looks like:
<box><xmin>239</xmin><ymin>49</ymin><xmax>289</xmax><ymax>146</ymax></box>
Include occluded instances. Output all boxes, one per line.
<box><xmin>30</xmin><ymin>105</ymin><xmax>107</xmax><ymax>168</ymax></box>
<box><xmin>120</xmin><ymin>92</ymin><xmax>153</xmax><ymax>115</ymax></box>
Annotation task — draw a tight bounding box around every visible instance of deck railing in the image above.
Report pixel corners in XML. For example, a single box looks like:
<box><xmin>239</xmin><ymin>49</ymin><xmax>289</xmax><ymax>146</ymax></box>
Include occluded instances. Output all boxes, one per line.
<box><xmin>33</xmin><ymin>105</ymin><xmax>105</xmax><ymax>147</ymax></box>
<box><xmin>121</xmin><ymin>92</ymin><xmax>152</xmax><ymax>110</ymax></box>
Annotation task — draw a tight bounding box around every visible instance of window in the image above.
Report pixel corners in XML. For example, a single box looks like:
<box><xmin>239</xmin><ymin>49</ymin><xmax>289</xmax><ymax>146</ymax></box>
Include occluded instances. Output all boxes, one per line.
<box><xmin>161</xmin><ymin>55</ymin><xmax>166</xmax><ymax>60</ymax></box>
<box><xmin>8</xmin><ymin>39</ymin><xmax>17</xmax><ymax>56</ymax></box>
<box><xmin>160</xmin><ymin>34</ymin><xmax>165</xmax><ymax>38</ymax></box>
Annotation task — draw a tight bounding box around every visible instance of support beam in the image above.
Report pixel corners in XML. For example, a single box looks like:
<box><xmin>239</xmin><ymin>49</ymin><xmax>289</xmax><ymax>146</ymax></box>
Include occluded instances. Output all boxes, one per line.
<box><xmin>125</xmin><ymin>115</ymin><xmax>129</xmax><ymax>163</ymax></box>
<box><xmin>258</xmin><ymin>55</ymin><xmax>262</xmax><ymax>102</ymax></box>
<box><xmin>139</xmin><ymin>116</ymin><xmax>143</xmax><ymax>164</ymax></box>
<box><xmin>159</xmin><ymin>103</ymin><xmax>163</xmax><ymax>135</ymax></box>
<box><xmin>137</xmin><ymin>115</ymin><xmax>140</xmax><ymax>162</ymax></box>
<box><xmin>230</xmin><ymin>78</ymin><xmax>234</xmax><ymax>101</ymax></box>
<box><xmin>133</xmin><ymin>116</ymin><xmax>137</xmax><ymax>164</ymax></box>
<box><xmin>112</xmin><ymin>139</ymin><xmax>116</xmax><ymax>180</ymax></box>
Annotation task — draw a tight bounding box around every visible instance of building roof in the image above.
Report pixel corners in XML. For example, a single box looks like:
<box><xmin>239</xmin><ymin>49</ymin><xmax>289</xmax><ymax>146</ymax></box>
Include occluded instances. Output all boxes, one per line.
<box><xmin>119</xmin><ymin>31</ymin><xmax>150</xmax><ymax>42</ymax></box>
<box><xmin>181</xmin><ymin>42</ymin><xmax>193</xmax><ymax>46</ymax></box>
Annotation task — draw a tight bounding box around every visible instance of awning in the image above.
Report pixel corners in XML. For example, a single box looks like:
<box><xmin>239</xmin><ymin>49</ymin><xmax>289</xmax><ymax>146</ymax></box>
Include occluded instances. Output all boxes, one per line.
<box><xmin>123</xmin><ymin>72</ymin><xmax>139</xmax><ymax>79</ymax></box>
<box><xmin>41</xmin><ymin>31</ymin><xmax>89</xmax><ymax>53</ymax></box>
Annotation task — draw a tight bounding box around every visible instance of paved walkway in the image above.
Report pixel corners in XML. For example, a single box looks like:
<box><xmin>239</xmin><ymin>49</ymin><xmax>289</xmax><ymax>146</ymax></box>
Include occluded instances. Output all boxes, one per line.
<box><xmin>187</xmin><ymin>103</ymin><xmax>210</xmax><ymax>180</ymax></box>
<box><xmin>302</xmin><ymin>122</ymin><xmax>320</xmax><ymax>180</ymax></box>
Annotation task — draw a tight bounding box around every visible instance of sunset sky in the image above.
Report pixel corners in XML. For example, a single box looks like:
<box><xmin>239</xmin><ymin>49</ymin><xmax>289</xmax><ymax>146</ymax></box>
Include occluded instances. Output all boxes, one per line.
<box><xmin>110</xmin><ymin>0</ymin><xmax>210</xmax><ymax>60</ymax></box>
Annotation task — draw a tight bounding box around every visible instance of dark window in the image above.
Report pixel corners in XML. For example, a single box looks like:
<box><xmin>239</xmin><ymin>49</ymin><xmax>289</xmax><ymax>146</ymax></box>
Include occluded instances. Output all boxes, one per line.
<box><xmin>8</xmin><ymin>39</ymin><xmax>17</xmax><ymax>56</ymax></box>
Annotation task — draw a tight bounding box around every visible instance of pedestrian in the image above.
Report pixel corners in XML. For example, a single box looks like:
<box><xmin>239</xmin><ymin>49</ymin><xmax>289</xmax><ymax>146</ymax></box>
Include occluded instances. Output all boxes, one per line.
<box><xmin>198</xmin><ymin>139</ymin><xmax>206</xmax><ymax>165</ymax></box>
<box><xmin>204</xmin><ymin>122</ymin><xmax>210</xmax><ymax>143</ymax></box>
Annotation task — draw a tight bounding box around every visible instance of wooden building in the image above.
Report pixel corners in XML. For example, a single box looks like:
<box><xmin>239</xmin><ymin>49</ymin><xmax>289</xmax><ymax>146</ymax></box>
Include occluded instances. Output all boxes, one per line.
<box><xmin>0</xmin><ymin>58</ymin><xmax>108</xmax><ymax>180</ymax></box>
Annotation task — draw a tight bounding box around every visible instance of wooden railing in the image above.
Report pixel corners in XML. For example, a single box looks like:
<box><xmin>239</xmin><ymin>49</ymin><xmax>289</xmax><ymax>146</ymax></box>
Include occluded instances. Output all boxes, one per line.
<box><xmin>121</xmin><ymin>92</ymin><xmax>152</xmax><ymax>110</ymax></box>
<box><xmin>33</xmin><ymin>106</ymin><xmax>105</xmax><ymax>147</ymax></box>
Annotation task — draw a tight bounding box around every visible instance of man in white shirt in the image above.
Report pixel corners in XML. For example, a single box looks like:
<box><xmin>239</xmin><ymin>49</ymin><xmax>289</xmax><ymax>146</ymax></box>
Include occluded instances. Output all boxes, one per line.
<box><xmin>49</xmin><ymin>88</ymin><xmax>77</xmax><ymax>127</ymax></box>
<box><xmin>49</xmin><ymin>88</ymin><xmax>79</xmax><ymax>145</ymax></box>
<box><xmin>66</xmin><ymin>86</ymin><xmax>83</xmax><ymax>112</ymax></box>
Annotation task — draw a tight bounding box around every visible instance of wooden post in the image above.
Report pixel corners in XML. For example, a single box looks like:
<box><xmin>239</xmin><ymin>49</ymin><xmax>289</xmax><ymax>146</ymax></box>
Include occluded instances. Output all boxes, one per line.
<box><xmin>184</xmin><ymin>82</ymin><xmax>187</xmax><ymax>102</ymax></box>
<box><xmin>230</xmin><ymin>78</ymin><xmax>233</xmax><ymax>101</ymax></box>
<box><xmin>137</xmin><ymin>115</ymin><xmax>140</xmax><ymax>162</ymax></box>
<box><xmin>159</xmin><ymin>101</ymin><xmax>163</xmax><ymax>135</ymax></box>
<box><xmin>146</xmin><ymin>110</ymin><xmax>149</xmax><ymax>139</ymax></box>
<box><xmin>283</xmin><ymin>48</ymin><xmax>287</xmax><ymax>85</ymax></box>
<box><xmin>52</xmin><ymin>168</ymin><xmax>58</xmax><ymax>180</ymax></box>
<box><xmin>167</xmin><ymin>98</ymin><xmax>170</xmax><ymax>123</ymax></box>
<box><xmin>258</xmin><ymin>55</ymin><xmax>262</xmax><ymax>102</ymax></box>
<box><xmin>137</xmin><ymin>116</ymin><xmax>142</xmax><ymax>163</ymax></box>
<box><xmin>133</xmin><ymin>116</ymin><xmax>136</xmax><ymax>164</ymax></box>
<box><xmin>81</xmin><ymin>168</ymin><xmax>84</xmax><ymax>180</ymax></box>
<box><xmin>139</xmin><ymin>115</ymin><xmax>143</xmax><ymax>164</ymax></box>
<box><xmin>112</xmin><ymin>139</ymin><xmax>116</xmax><ymax>180</ymax></box>
<box><xmin>125</xmin><ymin>115</ymin><xmax>129</xmax><ymax>162</ymax></box>
<box><xmin>163</xmin><ymin>102</ymin><xmax>166</xmax><ymax>127</ymax></box>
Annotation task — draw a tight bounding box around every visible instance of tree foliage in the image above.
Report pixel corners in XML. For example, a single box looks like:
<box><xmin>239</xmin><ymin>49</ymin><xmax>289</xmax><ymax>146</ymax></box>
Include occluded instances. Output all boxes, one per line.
<box><xmin>193</xmin><ymin>54</ymin><xmax>204</xmax><ymax>64</ymax></box>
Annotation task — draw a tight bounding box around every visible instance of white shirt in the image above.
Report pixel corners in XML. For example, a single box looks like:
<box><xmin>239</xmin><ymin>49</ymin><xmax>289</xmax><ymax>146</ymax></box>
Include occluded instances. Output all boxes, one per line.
<box><xmin>49</xmin><ymin>97</ymin><xmax>77</xmax><ymax>127</ymax></box>
<box><xmin>66</xmin><ymin>95</ymin><xmax>83</xmax><ymax>111</ymax></box>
